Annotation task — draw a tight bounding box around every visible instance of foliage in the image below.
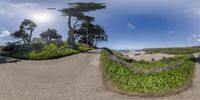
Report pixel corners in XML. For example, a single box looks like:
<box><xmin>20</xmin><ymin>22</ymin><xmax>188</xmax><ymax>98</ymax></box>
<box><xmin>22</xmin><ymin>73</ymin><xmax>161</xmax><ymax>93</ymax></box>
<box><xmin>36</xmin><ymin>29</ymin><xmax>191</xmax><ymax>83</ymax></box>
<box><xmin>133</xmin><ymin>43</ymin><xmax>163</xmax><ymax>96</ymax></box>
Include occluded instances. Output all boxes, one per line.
<box><xmin>144</xmin><ymin>46</ymin><xmax>200</xmax><ymax>55</ymax></box>
<box><xmin>131</xmin><ymin>60</ymin><xmax>166</xmax><ymax>69</ymax></box>
<box><xmin>11</xmin><ymin>19</ymin><xmax>37</xmax><ymax>44</ymax></box>
<box><xmin>131</xmin><ymin>55</ymin><xmax>190</xmax><ymax>69</ymax></box>
<box><xmin>10</xmin><ymin>43</ymin><xmax>92</xmax><ymax>60</ymax></box>
<box><xmin>2</xmin><ymin>42</ymin><xmax>21</xmax><ymax>53</ymax></box>
<box><xmin>2</xmin><ymin>42</ymin><xmax>44</xmax><ymax>54</ymax></box>
<box><xmin>75</xmin><ymin>22</ymin><xmax>107</xmax><ymax>47</ymax></box>
<box><xmin>28</xmin><ymin>43</ymin><xmax>79</xmax><ymax>60</ymax></box>
<box><xmin>76</xmin><ymin>43</ymin><xmax>93</xmax><ymax>51</ymax></box>
<box><xmin>101</xmin><ymin>49</ymin><xmax>195</xmax><ymax>95</ymax></box>
<box><xmin>59</xmin><ymin>2</ymin><xmax>106</xmax><ymax>46</ymax></box>
<box><xmin>40</xmin><ymin>28</ymin><xmax>62</xmax><ymax>44</ymax></box>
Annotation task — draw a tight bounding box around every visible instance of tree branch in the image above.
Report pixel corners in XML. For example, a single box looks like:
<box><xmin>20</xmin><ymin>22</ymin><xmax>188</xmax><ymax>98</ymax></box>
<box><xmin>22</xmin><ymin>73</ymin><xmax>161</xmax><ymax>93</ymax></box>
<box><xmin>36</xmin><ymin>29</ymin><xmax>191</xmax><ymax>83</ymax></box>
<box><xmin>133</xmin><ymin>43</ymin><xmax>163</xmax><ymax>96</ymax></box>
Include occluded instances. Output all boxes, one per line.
<box><xmin>73</xmin><ymin>19</ymin><xmax>80</xmax><ymax>29</ymax></box>
<box><xmin>74</xmin><ymin>24</ymin><xmax>81</xmax><ymax>29</ymax></box>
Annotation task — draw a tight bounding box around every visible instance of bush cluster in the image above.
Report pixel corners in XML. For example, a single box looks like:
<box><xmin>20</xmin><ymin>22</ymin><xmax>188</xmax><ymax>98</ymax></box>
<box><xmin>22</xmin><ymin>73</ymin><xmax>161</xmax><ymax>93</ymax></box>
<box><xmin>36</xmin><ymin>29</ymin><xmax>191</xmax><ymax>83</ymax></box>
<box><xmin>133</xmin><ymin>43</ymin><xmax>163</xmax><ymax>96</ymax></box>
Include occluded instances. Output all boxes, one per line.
<box><xmin>10</xmin><ymin>43</ymin><xmax>92</xmax><ymax>60</ymax></box>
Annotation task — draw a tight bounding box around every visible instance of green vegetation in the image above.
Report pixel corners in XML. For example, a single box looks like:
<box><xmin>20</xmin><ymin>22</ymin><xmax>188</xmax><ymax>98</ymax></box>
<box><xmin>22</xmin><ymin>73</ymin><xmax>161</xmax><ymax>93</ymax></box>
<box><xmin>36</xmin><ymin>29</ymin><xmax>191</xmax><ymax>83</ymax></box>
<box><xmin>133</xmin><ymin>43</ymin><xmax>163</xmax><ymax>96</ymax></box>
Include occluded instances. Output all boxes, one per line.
<box><xmin>9</xmin><ymin>43</ymin><xmax>92</xmax><ymax>60</ymax></box>
<box><xmin>59</xmin><ymin>2</ymin><xmax>106</xmax><ymax>47</ymax></box>
<box><xmin>1</xmin><ymin>2</ymin><xmax>107</xmax><ymax>60</ymax></box>
<box><xmin>131</xmin><ymin>60</ymin><xmax>166</xmax><ymax>69</ymax></box>
<box><xmin>131</xmin><ymin>55</ymin><xmax>190</xmax><ymax>69</ymax></box>
<box><xmin>11</xmin><ymin>19</ymin><xmax>37</xmax><ymax>44</ymax></box>
<box><xmin>144</xmin><ymin>46</ymin><xmax>200</xmax><ymax>55</ymax></box>
<box><xmin>101</xmin><ymin>49</ymin><xmax>195</xmax><ymax>95</ymax></box>
<box><xmin>113</xmin><ymin>50</ymin><xmax>190</xmax><ymax>70</ymax></box>
<box><xmin>75</xmin><ymin>19</ymin><xmax>107</xmax><ymax>47</ymax></box>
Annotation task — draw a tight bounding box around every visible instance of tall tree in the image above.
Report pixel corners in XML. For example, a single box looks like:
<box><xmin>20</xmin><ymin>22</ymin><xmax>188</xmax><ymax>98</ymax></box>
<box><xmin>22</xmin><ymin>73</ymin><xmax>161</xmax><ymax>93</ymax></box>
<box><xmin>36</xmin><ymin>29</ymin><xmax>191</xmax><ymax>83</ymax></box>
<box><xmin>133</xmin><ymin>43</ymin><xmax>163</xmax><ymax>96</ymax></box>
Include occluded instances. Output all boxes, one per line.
<box><xmin>40</xmin><ymin>28</ymin><xmax>62</xmax><ymax>43</ymax></box>
<box><xmin>59</xmin><ymin>2</ymin><xmax>106</xmax><ymax>47</ymax></box>
<box><xmin>20</xmin><ymin>19</ymin><xmax>37</xmax><ymax>43</ymax></box>
<box><xmin>81</xmin><ymin>16</ymin><xmax>95</xmax><ymax>45</ymax></box>
<box><xmin>75</xmin><ymin>22</ymin><xmax>107</xmax><ymax>47</ymax></box>
<box><xmin>11</xmin><ymin>30</ymin><xmax>28</xmax><ymax>44</ymax></box>
<box><xmin>11</xmin><ymin>19</ymin><xmax>36</xmax><ymax>44</ymax></box>
<box><xmin>93</xmin><ymin>25</ymin><xmax>107</xmax><ymax>47</ymax></box>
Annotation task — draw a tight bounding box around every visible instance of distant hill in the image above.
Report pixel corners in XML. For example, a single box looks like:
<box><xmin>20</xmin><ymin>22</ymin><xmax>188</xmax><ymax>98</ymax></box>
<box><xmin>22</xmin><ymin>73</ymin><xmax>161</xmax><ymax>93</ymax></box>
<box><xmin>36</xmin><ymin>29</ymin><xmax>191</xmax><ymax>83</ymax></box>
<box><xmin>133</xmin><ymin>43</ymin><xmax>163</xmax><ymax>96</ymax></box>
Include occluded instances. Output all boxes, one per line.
<box><xmin>143</xmin><ymin>46</ymin><xmax>200</xmax><ymax>55</ymax></box>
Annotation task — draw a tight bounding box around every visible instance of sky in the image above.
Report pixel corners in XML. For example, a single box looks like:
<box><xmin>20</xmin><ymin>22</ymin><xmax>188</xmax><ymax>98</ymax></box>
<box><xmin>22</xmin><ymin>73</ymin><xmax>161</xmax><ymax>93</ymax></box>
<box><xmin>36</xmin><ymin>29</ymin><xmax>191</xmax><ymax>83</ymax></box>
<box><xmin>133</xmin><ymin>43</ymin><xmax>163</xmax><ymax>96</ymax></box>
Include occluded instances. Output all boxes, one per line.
<box><xmin>1</xmin><ymin>0</ymin><xmax>200</xmax><ymax>49</ymax></box>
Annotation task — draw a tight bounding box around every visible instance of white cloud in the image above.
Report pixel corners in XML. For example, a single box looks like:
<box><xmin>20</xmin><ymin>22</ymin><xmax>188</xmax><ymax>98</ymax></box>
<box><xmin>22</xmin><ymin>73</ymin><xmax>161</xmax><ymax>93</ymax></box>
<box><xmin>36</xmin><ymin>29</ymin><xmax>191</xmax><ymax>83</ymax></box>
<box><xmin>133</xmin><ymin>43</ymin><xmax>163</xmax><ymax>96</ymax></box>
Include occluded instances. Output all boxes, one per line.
<box><xmin>188</xmin><ymin>33</ymin><xmax>200</xmax><ymax>42</ymax></box>
<box><xmin>192</xmin><ymin>34</ymin><xmax>198</xmax><ymax>38</ymax></box>
<box><xmin>127</xmin><ymin>22</ymin><xmax>135</xmax><ymax>29</ymax></box>
<box><xmin>0</xmin><ymin>30</ymin><xmax>11</xmax><ymax>38</ymax></box>
<box><xmin>0</xmin><ymin>1</ymin><xmax>38</xmax><ymax>15</ymax></box>
<box><xmin>10</xmin><ymin>3</ymin><xmax>38</xmax><ymax>8</ymax></box>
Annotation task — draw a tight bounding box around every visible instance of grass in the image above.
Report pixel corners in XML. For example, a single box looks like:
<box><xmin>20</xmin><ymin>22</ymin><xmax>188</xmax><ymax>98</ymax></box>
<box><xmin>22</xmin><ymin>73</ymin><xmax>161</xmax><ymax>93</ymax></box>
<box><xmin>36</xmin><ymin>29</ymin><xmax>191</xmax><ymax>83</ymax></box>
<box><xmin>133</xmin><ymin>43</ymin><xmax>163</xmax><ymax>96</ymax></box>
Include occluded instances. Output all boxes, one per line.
<box><xmin>143</xmin><ymin>46</ymin><xmax>200</xmax><ymax>55</ymax></box>
<box><xmin>113</xmin><ymin>49</ymin><xmax>189</xmax><ymax>70</ymax></box>
<box><xmin>131</xmin><ymin>60</ymin><xmax>166</xmax><ymax>69</ymax></box>
<box><xmin>11</xmin><ymin>43</ymin><xmax>93</xmax><ymax>60</ymax></box>
<box><xmin>101</xmin><ymin>49</ymin><xmax>195</xmax><ymax>95</ymax></box>
<box><xmin>131</xmin><ymin>55</ymin><xmax>190</xmax><ymax>70</ymax></box>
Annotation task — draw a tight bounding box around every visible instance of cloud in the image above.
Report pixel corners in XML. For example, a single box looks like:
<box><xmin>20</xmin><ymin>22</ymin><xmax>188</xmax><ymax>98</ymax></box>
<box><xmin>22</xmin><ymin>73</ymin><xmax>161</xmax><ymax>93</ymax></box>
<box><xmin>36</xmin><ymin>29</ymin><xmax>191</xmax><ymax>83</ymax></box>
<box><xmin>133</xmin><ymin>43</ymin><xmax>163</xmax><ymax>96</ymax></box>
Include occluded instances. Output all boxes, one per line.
<box><xmin>0</xmin><ymin>1</ymin><xmax>38</xmax><ymax>15</ymax></box>
<box><xmin>127</xmin><ymin>22</ymin><xmax>135</xmax><ymax>29</ymax></box>
<box><xmin>0</xmin><ymin>30</ymin><xmax>11</xmax><ymax>38</ymax></box>
<box><xmin>0</xmin><ymin>30</ymin><xmax>13</xmax><ymax>45</ymax></box>
<box><xmin>192</xmin><ymin>34</ymin><xmax>198</xmax><ymax>38</ymax></box>
<box><xmin>10</xmin><ymin>2</ymin><xmax>38</xmax><ymax>7</ymax></box>
<box><xmin>188</xmin><ymin>33</ymin><xmax>200</xmax><ymax>42</ymax></box>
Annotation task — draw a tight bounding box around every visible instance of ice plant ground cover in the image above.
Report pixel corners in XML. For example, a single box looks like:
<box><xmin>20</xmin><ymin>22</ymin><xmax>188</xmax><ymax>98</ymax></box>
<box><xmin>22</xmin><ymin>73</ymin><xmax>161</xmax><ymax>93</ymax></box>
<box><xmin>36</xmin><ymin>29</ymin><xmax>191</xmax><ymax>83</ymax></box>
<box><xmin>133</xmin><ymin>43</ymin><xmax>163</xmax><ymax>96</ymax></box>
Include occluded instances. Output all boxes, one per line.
<box><xmin>101</xmin><ymin>49</ymin><xmax>195</xmax><ymax>96</ymax></box>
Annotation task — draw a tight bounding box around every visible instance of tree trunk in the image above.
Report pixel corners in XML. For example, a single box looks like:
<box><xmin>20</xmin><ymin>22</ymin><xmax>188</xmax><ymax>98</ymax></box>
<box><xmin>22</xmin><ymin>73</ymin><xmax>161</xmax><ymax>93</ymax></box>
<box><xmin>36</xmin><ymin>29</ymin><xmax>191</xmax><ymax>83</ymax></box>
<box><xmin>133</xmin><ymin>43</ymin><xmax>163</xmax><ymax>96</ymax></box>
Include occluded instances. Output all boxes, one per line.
<box><xmin>22</xmin><ymin>38</ymin><xmax>26</xmax><ymax>44</ymax></box>
<box><xmin>28</xmin><ymin>30</ymin><xmax>33</xmax><ymax>44</ymax></box>
<box><xmin>67</xmin><ymin>15</ymin><xmax>75</xmax><ymax>47</ymax></box>
<box><xmin>86</xmin><ymin>24</ymin><xmax>89</xmax><ymax>45</ymax></box>
<box><xmin>89</xmin><ymin>34</ymin><xmax>94</xmax><ymax>47</ymax></box>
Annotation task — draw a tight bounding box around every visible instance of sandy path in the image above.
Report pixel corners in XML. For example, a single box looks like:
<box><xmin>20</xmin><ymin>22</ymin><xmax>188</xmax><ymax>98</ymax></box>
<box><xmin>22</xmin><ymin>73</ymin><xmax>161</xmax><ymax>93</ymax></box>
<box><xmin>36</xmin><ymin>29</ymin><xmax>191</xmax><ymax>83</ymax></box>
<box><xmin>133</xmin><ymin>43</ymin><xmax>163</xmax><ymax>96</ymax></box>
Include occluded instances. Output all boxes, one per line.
<box><xmin>0</xmin><ymin>50</ymin><xmax>200</xmax><ymax>100</ymax></box>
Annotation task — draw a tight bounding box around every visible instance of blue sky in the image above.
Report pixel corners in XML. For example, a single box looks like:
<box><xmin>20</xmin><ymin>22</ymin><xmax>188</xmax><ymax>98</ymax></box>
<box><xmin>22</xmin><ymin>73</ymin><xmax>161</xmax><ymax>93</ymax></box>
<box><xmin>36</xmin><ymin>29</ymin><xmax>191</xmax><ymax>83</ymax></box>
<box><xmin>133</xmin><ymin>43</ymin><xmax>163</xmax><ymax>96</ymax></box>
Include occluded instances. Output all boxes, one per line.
<box><xmin>1</xmin><ymin>0</ymin><xmax>200</xmax><ymax>49</ymax></box>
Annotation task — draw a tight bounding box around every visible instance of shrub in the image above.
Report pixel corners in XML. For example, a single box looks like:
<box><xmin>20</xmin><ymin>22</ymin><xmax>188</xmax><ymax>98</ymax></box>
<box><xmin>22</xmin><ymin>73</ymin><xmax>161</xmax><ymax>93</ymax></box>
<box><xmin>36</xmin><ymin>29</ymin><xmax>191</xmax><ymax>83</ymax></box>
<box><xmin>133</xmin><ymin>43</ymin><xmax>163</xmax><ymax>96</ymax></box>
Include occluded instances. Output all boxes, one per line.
<box><xmin>2</xmin><ymin>42</ymin><xmax>21</xmax><ymax>53</ymax></box>
<box><xmin>77</xmin><ymin>43</ymin><xmax>92</xmax><ymax>51</ymax></box>
<box><xmin>9</xmin><ymin>42</ymin><xmax>92</xmax><ymax>60</ymax></box>
<box><xmin>162</xmin><ymin>57</ymin><xmax>166</xmax><ymax>60</ymax></box>
<box><xmin>27</xmin><ymin>43</ymin><xmax>79</xmax><ymax>60</ymax></box>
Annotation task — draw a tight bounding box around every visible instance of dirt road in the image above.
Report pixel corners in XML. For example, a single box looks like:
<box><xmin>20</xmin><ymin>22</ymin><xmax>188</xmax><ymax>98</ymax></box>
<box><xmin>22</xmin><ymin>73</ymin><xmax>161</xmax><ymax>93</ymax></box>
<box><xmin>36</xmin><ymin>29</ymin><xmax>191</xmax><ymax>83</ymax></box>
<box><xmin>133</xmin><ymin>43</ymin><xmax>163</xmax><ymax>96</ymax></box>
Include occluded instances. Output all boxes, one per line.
<box><xmin>0</xmin><ymin>50</ymin><xmax>200</xmax><ymax>100</ymax></box>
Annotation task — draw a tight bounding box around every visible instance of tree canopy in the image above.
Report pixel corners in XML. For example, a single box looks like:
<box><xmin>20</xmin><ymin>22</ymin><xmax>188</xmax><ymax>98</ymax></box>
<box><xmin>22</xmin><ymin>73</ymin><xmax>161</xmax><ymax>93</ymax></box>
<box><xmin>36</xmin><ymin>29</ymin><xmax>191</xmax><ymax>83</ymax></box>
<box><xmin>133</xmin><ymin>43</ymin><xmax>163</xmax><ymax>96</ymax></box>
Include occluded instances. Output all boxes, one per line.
<box><xmin>11</xmin><ymin>19</ymin><xmax>37</xmax><ymax>44</ymax></box>
<box><xmin>59</xmin><ymin>2</ymin><xmax>106</xmax><ymax>46</ymax></box>
<box><xmin>75</xmin><ymin>22</ymin><xmax>107</xmax><ymax>47</ymax></box>
<box><xmin>40</xmin><ymin>28</ymin><xmax>62</xmax><ymax>43</ymax></box>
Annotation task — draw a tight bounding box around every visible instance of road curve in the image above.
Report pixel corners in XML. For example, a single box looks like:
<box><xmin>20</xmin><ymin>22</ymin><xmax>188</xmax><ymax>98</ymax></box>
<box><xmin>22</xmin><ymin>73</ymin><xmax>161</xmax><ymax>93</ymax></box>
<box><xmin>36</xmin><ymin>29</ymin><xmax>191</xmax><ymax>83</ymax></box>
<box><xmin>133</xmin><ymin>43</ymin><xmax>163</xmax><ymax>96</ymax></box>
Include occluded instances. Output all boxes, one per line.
<box><xmin>0</xmin><ymin>50</ymin><xmax>200</xmax><ymax>100</ymax></box>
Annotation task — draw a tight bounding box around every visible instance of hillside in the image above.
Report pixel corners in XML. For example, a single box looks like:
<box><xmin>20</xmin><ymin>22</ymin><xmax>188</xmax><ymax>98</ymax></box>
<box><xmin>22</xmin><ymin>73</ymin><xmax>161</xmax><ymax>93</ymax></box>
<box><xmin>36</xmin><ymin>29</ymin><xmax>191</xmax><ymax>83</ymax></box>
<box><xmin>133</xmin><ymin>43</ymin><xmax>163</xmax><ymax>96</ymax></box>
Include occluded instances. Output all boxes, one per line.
<box><xmin>143</xmin><ymin>46</ymin><xmax>200</xmax><ymax>55</ymax></box>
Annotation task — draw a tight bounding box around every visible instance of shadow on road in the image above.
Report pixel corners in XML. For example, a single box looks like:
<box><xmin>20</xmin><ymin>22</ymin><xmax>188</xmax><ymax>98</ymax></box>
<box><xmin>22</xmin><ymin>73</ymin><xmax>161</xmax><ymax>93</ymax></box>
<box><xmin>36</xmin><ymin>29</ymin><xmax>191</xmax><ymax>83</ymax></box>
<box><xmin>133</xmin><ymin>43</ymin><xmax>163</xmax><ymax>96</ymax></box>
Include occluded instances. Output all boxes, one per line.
<box><xmin>0</xmin><ymin>56</ymin><xmax>21</xmax><ymax>64</ymax></box>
